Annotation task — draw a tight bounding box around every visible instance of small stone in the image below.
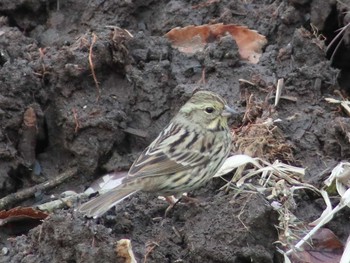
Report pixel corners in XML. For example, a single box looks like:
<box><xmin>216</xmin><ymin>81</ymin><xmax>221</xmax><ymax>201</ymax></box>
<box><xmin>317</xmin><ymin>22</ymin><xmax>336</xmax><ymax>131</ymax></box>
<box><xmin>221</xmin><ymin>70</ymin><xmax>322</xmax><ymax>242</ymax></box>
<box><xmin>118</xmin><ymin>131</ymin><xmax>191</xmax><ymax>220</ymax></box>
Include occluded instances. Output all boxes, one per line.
<box><xmin>2</xmin><ymin>247</ymin><xmax>9</xmax><ymax>255</ymax></box>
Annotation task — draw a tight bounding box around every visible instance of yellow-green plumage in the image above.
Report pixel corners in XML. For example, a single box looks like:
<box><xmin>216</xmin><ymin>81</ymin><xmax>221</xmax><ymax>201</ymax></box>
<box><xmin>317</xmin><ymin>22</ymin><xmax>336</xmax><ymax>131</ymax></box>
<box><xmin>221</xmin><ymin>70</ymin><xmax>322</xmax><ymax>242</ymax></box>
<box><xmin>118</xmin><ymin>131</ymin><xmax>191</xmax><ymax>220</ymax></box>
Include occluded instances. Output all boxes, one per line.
<box><xmin>79</xmin><ymin>91</ymin><xmax>235</xmax><ymax>218</ymax></box>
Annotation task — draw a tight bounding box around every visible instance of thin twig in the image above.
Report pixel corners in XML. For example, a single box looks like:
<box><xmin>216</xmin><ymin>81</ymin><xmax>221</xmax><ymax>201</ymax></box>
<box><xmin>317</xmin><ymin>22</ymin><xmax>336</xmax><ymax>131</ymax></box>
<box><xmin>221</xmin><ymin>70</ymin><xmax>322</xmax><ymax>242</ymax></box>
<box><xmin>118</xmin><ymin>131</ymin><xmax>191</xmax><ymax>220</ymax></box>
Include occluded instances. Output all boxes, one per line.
<box><xmin>37</xmin><ymin>191</ymin><xmax>86</xmax><ymax>212</ymax></box>
<box><xmin>0</xmin><ymin>168</ymin><xmax>77</xmax><ymax>210</ymax></box>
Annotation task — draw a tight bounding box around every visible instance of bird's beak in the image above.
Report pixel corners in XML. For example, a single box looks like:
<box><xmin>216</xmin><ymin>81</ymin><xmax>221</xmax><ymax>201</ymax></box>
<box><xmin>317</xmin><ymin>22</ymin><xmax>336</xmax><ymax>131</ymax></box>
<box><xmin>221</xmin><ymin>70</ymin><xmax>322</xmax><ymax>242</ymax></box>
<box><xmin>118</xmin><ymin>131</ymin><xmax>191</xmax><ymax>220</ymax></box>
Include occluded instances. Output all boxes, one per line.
<box><xmin>221</xmin><ymin>105</ymin><xmax>237</xmax><ymax>117</ymax></box>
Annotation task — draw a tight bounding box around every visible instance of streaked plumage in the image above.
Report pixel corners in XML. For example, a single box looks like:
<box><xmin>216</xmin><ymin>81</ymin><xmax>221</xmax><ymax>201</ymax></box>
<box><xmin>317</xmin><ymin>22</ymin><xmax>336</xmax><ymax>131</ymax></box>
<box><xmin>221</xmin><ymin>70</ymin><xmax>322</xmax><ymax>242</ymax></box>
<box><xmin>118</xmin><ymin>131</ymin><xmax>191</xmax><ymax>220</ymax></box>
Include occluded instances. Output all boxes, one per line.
<box><xmin>79</xmin><ymin>90</ymin><xmax>235</xmax><ymax>218</ymax></box>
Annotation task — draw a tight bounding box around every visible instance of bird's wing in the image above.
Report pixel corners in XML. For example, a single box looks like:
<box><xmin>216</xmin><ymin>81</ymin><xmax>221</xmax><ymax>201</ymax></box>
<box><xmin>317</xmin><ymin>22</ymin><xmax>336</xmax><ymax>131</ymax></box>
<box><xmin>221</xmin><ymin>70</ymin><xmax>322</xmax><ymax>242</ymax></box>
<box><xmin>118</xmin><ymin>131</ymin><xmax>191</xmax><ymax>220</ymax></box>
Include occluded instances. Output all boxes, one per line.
<box><xmin>126</xmin><ymin>122</ymin><xmax>210</xmax><ymax>179</ymax></box>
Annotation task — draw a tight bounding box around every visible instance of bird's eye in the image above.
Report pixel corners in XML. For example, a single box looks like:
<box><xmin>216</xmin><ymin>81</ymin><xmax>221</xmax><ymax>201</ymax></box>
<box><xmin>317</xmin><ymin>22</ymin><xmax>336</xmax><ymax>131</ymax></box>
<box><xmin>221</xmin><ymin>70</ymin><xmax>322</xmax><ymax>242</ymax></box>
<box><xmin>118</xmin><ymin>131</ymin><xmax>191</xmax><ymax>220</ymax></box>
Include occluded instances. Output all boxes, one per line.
<box><xmin>205</xmin><ymin>107</ymin><xmax>214</xmax><ymax>113</ymax></box>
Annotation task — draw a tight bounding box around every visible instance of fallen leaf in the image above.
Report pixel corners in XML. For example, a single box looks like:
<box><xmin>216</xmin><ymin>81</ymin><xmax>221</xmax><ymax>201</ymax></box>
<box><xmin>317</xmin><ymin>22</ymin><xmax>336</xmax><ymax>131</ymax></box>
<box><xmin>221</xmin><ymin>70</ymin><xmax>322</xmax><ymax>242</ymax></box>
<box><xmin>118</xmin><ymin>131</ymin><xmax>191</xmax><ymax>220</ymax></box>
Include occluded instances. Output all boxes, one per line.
<box><xmin>0</xmin><ymin>207</ymin><xmax>48</xmax><ymax>226</ymax></box>
<box><xmin>0</xmin><ymin>207</ymin><xmax>48</xmax><ymax>235</ymax></box>
<box><xmin>291</xmin><ymin>228</ymin><xmax>343</xmax><ymax>263</ymax></box>
<box><xmin>165</xmin><ymin>23</ymin><xmax>267</xmax><ymax>63</ymax></box>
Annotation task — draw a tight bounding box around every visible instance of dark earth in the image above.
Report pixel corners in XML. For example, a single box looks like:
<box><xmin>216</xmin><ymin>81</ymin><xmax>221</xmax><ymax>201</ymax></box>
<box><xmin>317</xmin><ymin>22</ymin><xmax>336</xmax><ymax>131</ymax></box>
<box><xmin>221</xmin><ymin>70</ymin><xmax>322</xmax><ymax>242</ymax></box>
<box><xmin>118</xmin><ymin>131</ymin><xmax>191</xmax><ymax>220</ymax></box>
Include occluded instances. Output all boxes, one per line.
<box><xmin>1</xmin><ymin>0</ymin><xmax>350</xmax><ymax>262</ymax></box>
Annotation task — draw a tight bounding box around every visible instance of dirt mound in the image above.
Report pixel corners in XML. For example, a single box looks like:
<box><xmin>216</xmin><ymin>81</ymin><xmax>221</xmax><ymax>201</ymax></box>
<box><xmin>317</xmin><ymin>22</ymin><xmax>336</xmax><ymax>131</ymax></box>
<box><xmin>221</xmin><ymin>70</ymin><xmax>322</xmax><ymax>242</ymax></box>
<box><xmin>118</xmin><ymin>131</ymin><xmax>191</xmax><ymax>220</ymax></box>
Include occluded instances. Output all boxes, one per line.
<box><xmin>1</xmin><ymin>0</ymin><xmax>350</xmax><ymax>262</ymax></box>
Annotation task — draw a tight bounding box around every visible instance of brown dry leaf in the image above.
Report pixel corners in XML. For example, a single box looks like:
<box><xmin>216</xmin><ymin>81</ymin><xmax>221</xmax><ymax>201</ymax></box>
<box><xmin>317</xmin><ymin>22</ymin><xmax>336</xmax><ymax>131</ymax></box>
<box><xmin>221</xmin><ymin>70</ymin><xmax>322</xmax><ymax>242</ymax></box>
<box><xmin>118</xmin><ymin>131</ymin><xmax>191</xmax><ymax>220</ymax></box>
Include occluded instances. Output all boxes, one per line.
<box><xmin>291</xmin><ymin>228</ymin><xmax>343</xmax><ymax>263</ymax></box>
<box><xmin>165</xmin><ymin>23</ymin><xmax>267</xmax><ymax>63</ymax></box>
<box><xmin>0</xmin><ymin>207</ymin><xmax>48</xmax><ymax>226</ymax></box>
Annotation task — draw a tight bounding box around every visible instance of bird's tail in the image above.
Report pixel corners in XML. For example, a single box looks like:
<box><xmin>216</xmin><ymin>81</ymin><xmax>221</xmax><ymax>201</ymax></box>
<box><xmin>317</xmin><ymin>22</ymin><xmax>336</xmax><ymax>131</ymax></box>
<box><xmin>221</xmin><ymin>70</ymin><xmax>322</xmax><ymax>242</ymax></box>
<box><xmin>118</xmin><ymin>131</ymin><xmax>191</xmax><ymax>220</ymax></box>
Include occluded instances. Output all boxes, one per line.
<box><xmin>78</xmin><ymin>184</ymin><xmax>139</xmax><ymax>218</ymax></box>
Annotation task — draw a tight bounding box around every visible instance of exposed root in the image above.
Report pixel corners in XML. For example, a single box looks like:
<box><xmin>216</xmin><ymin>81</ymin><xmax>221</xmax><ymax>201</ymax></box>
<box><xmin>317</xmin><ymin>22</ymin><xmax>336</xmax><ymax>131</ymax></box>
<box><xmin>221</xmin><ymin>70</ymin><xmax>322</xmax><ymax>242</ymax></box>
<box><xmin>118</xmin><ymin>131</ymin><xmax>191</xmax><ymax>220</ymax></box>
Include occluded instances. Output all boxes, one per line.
<box><xmin>88</xmin><ymin>33</ymin><xmax>101</xmax><ymax>101</ymax></box>
<box><xmin>143</xmin><ymin>242</ymin><xmax>159</xmax><ymax>263</ymax></box>
<box><xmin>72</xmin><ymin>108</ymin><xmax>81</xmax><ymax>134</ymax></box>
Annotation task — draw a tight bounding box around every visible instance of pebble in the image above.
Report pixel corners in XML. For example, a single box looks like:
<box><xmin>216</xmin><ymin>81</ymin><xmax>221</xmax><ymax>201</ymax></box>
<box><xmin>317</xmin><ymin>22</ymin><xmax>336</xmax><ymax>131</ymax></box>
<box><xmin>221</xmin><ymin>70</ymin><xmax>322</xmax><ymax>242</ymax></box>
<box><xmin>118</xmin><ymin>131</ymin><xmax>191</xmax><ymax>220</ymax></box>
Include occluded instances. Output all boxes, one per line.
<box><xmin>2</xmin><ymin>247</ymin><xmax>9</xmax><ymax>255</ymax></box>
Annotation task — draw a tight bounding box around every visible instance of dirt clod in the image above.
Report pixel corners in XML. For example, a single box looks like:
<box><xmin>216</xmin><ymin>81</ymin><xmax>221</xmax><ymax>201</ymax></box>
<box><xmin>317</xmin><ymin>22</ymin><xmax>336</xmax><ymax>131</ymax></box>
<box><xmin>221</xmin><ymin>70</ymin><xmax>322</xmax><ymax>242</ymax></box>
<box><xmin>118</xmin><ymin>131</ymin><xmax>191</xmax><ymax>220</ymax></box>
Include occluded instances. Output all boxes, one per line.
<box><xmin>1</xmin><ymin>0</ymin><xmax>350</xmax><ymax>262</ymax></box>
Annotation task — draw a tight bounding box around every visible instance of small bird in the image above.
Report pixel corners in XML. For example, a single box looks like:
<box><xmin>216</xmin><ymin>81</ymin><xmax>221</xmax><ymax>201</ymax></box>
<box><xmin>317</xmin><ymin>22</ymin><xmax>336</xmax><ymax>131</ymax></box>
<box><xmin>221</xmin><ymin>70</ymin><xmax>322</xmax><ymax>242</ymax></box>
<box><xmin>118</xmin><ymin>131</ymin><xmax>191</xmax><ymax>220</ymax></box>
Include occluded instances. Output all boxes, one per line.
<box><xmin>79</xmin><ymin>90</ymin><xmax>236</xmax><ymax>218</ymax></box>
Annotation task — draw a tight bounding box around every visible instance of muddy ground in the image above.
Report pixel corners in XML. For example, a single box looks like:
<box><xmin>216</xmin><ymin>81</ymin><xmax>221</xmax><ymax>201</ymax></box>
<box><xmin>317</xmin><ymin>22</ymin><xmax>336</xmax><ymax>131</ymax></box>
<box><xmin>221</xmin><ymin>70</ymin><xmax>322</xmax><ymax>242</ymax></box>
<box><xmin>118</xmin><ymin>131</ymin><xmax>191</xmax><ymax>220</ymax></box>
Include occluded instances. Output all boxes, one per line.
<box><xmin>1</xmin><ymin>0</ymin><xmax>350</xmax><ymax>262</ymax></box>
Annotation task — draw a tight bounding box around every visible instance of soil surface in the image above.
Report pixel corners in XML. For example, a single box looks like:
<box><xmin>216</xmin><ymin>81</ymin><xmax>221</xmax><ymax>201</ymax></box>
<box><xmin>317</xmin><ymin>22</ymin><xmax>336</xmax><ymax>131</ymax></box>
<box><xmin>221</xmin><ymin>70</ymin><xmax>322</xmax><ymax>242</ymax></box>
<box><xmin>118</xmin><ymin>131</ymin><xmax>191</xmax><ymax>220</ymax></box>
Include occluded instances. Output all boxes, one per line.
<box><xmin>1</xmin><ymin>0</ymin><xmax>350</xmax><ymax>262</ymax></box>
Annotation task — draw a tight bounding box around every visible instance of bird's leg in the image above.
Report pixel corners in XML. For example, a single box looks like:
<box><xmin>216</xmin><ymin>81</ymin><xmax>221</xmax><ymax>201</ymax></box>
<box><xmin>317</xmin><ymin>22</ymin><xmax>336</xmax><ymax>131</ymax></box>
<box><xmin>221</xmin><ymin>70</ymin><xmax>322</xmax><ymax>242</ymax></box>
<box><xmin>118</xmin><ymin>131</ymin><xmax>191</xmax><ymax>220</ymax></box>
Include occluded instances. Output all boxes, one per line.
<box><xmin>164</xmin><ymin>195</ymin><xmax>181</xmax><ymax>218</ymax></box>
<box><xmin>152</xmin><ymin>195</ymin><xmax>180</xmax><ymax>222</ymax></box>
<box><xmin>154</xmin><ymin>194</ymin><xmax>201</xmax><ymax>223</ymax></box>
<box><xmin>164</xmin><ymin>195</ymin><xmax>179</xmax><ymax>205</ymax></box>
<box><xmin>164</xmin><ymin>194</ymin><xmax>200</xmax><ymax>217</ymax></box>
<box><xmin>179</xmin><ymin>194</ymin><xmax>200</xmax><ymax>204</ymax></box>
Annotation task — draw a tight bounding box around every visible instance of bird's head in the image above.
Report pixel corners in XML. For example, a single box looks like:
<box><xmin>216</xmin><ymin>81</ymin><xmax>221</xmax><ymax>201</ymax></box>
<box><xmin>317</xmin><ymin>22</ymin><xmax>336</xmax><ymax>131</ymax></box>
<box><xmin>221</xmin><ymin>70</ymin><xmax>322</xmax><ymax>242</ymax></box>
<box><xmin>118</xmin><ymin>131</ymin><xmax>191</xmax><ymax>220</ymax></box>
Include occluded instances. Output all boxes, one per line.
<box><xmin>178</xmin><ymin>90</ymin><xmax>236</xmax><ymax>131</ymax></box>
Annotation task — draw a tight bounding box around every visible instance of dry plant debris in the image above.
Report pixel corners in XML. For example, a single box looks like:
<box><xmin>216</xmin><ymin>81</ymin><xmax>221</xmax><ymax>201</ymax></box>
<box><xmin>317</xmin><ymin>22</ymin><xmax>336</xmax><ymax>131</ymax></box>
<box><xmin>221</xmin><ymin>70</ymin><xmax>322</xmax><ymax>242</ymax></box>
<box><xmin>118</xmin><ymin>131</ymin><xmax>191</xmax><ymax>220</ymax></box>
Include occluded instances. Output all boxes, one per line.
<box><xmin>214</xmin><ymin>156</ymin><xmax>349</xmax><ymax>263</ymax></box>
<box><xmin>240</xmin><ymin>93</ymin><xmax>264</xmax><ymax>124</ymax></box>
<box><xmin>233</xmin><ymin>92</ymin><xmax>294</xmax><ymax>163</ymax></box>
<box><xmin>213</xmin><ymin>89</ymin><xmax>350</xmax><ymax>262</ymax></box>
<box><xmin>234</xmin><ymin>119</ymin><xmax>294</xmax><ymax>162</ymax></box>
<box><xmin>275</xmin><ymin>78</ymin><xmax>284</xmax><ymax>107</ymax></box>
<box><xmin>115</xmin><ymin>239</ymin><xmax>137</xmax><ymax>263</ymax></box>
<box><xmin>342</xmin><ymin>236</ymin><xmax>350</xmax><ymax>263</ymax></box>
<box><xmin>281</xmin><ymin>162</ymin><xmax>350</xmax><ymax>262</ymax></box>
<box><xmin>165</xmin><ymin>23</ymin><xmax>267</xmax><ymax>63</ymax></box>
<box><xmin>325</xmin><ymin>97</ymin><xmax>350</xmax><ymax>117</ymax></box>
<box><xmin>108</xmin><ymin>26</ymin><xmax>133</xmax><ymax>66</ymax></box>
<box><xmin>233</xmin><ymin>117</ymin><xmax>294</xmax><ymax>163</ymax></box>
<box><xmin>214</xmin><ymin>154</ymin><xmax>309</xmax><ymax>193</ymax></box>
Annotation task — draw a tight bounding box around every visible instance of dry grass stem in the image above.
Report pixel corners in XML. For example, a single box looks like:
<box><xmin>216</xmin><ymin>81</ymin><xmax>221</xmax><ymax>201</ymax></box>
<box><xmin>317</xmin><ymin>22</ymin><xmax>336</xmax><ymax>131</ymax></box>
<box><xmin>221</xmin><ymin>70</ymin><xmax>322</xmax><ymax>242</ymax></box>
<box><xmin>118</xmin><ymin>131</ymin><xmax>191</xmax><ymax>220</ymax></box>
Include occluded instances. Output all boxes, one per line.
<box><xmin>88</xmin><ymin>33</ymin><xmax>101</xmax><ymax>101</ymax></box>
